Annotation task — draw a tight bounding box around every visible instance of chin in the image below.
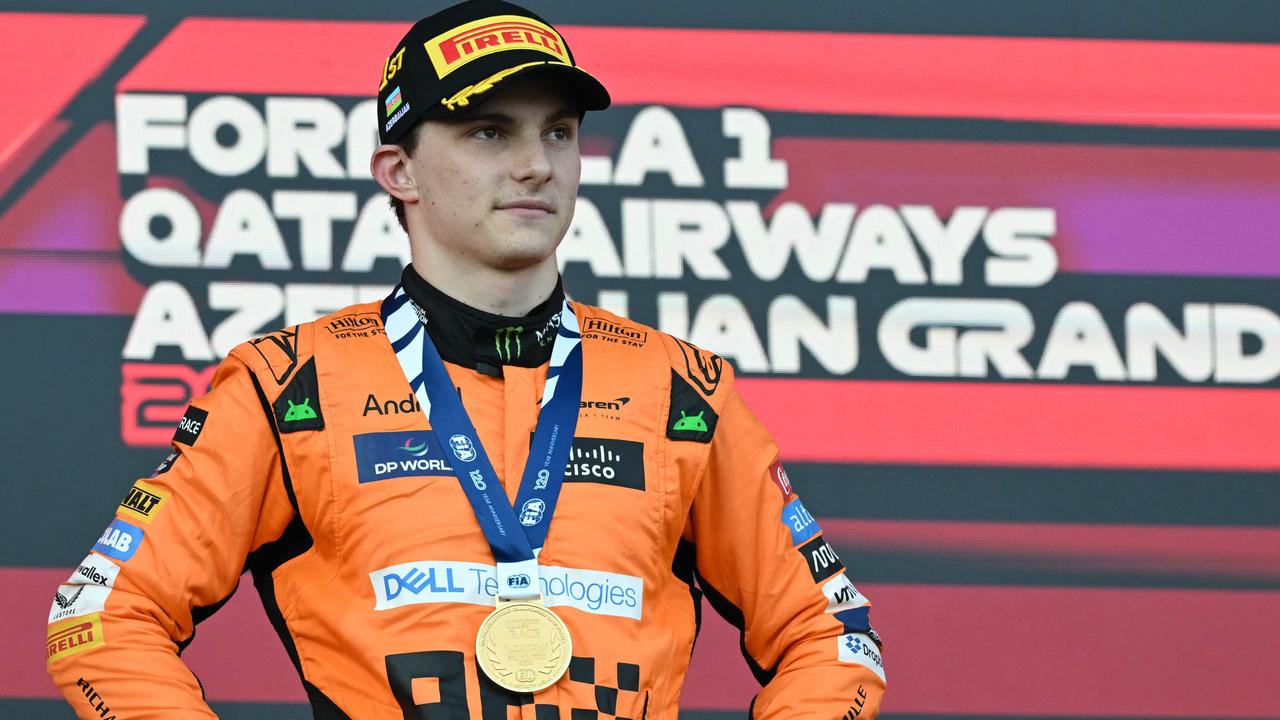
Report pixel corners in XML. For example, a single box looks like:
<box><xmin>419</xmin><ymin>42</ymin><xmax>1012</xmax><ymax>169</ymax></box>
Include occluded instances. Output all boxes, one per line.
<box><xmin>478</xmin><ymin>223</ymin><xmax>564</xmax><ymax>268</ymax></box>
<box><xmin>484</xmin><ymin>242</ymin><xmax>560</xmax><ymax>272</ymax></box>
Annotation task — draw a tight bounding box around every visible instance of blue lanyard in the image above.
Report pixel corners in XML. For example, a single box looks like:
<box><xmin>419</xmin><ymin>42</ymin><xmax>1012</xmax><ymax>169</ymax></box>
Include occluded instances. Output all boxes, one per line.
<box><xmin>381</xmin><ymin>285</ymin><xmax>582</xmax><ymax>599</ymax></box>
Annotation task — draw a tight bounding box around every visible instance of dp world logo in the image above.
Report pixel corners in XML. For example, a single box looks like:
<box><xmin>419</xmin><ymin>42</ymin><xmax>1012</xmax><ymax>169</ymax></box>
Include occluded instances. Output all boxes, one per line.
<box><xmin>519</xmin><ymin>499</ymin><xmax>546</xmax><ymax>526</ymax></box>
<box><xmin>449</xmin><ymin>434</ymin><xmax>476</xmax><ymax>462</ymax></box>
<box><xmin>398</xmin><ymin>437</ymin><xmax>431</xmax><ymax>457</ymax></box>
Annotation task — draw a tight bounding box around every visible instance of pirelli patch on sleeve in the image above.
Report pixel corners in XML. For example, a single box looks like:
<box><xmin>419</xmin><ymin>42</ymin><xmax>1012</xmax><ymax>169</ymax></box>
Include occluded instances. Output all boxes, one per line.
<box><xmin>46</xmin><ymin>614</ymin><xmax>105</xmax><ymax>665</ymax></box>
<box><xmin>667</xmin><ymin>371</ymin><xmax>718</xmax><ymax>443</ymax></box>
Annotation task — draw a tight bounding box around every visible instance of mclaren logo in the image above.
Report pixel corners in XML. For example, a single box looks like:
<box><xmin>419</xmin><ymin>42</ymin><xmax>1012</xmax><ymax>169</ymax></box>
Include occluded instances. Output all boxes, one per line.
<box><xmin>580</xmin><ymin>396</ymin><xmax>630</xmax><ymax>420</ymax></box>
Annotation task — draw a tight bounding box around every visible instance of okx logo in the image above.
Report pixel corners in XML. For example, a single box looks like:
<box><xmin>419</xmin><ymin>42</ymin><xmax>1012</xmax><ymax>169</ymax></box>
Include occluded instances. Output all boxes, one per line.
<box><xmin>353</xmin><ymin>431</ymin><xmax>455</xmax><ymax>483</ymax></box>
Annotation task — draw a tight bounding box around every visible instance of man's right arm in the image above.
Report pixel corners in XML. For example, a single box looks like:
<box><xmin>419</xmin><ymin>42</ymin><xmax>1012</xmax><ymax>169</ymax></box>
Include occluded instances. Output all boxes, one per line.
<box><xmin>46</xmin><ymin>352</ymin><xmax>296</xmax><ymax>718</ymax></box>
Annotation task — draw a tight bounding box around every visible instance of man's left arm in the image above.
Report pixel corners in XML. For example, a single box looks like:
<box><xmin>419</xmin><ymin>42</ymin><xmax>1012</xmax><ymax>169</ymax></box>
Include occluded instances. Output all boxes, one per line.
<box><xmin>686</xmin><ymin>388</ymin><xmax>886</xmax><ymax>719</ymax></box>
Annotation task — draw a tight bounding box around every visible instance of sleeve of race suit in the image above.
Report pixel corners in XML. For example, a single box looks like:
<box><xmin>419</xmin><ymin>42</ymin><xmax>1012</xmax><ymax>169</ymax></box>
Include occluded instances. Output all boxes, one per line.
<box><xmin>687</xmin><ymin>386</ymin><xmax>886</xmax><ymax>720</ymax></box>
<box><xmin>46</xmin><ymin>352</ymin><xmax>296</xmax><ymax>718</ymax></box>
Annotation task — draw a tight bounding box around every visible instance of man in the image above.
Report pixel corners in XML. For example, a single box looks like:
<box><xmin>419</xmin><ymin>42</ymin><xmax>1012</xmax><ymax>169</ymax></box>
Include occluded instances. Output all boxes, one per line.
<box><xmin>46</xmin><ymin>1</ymin><xmax>886</xmax><ymax>717</ymax></box>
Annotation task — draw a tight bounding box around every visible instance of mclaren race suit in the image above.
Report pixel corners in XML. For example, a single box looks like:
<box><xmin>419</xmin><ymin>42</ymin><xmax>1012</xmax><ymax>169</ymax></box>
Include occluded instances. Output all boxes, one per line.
<box><xmin>47</xmin><ymin>273</ymin><xmax>886</xmax><ymax>719</ymax></box>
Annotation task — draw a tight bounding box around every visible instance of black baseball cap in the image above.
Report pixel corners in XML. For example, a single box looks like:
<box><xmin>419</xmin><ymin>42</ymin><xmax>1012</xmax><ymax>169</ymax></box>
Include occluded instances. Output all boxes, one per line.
<box><xmin>376</xmin><ymin>0</ymin><xmax>611</xmax><ymax>144</ymax></box>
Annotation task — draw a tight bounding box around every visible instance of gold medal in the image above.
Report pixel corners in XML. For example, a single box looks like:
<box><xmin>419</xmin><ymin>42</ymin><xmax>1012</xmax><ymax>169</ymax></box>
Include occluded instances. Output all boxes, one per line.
<box><xmin>475</xmin><ymin>597</ymin><xmax>572</xmax><ymax>693</ymax></box>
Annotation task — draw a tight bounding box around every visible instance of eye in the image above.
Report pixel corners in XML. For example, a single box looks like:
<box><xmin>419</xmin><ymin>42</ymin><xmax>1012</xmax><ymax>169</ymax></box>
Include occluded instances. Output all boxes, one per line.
<box><xmin>471</xmin><ymin>127</ymin><xmax>500</xmax><ymax>140</ymax></box>
<box><xmin>546</xmin><ymin>124</ymin><xmax>575</xmax><ymax>142</ymax></box>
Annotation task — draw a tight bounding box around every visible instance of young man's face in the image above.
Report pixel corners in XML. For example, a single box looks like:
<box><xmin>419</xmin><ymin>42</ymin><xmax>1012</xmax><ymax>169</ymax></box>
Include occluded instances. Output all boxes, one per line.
<box><xmin>404</xmin><ymin>74</ymin><xmax>582</xmax><ymax>272</ymax></box>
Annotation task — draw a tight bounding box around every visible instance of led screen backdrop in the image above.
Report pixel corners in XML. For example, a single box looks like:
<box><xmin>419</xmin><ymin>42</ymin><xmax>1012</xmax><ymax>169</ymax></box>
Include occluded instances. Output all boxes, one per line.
<box><xmin>2</xmin><ymin>2</ymin><xmax>1279</xmax><ymax>718</ymax></box>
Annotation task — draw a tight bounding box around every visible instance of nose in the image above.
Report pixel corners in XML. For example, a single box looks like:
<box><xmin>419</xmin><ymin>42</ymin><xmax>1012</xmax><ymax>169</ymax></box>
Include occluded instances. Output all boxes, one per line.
<box><xmin>510</xmin><ymin>134</ymin><xmax>553</xmax><ymax>186</ymax></box>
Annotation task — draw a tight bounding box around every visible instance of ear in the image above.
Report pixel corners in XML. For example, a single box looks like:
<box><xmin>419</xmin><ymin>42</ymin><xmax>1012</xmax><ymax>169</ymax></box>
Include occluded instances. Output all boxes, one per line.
<box><xmin>370</xmin><ymin>143</ymin><xmax>421</xmax><ymax>204</ymax></box>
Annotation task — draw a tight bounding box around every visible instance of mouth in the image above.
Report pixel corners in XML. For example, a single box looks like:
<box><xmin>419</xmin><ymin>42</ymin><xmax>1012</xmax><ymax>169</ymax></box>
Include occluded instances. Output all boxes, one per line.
<box><xmin>497</xmin><ymin>200</ymin><xmax>555</xmax><ymax>218</ymax></box>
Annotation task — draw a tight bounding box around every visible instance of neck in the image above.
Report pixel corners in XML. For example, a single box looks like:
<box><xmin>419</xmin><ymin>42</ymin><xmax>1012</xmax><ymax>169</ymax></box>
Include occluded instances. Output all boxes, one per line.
<box><xmin>409</xmin><ymin>251</ymin><xmax>559</xmax><ymax>317</ymax></box>
<box><xmin>399</xmin><ymin>265</ymin><xmax>564</xmax><ymax>377</ymax></box>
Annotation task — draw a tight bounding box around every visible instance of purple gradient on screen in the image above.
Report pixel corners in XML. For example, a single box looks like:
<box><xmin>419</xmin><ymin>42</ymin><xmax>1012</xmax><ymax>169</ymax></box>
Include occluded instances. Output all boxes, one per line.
<box><xmin>772</xmin><ymin>137</ymin><xmax>1280</xmax><ymax>279</ymax></box>
<box><xmin>0</xmin><ymin>123</ymin><xmax>123</xmax><ymax>255</ymax></box>
<box><xmin>17</xmin><ymin>194</ymin><xmax>115</xmax><ymax>253</ymax></box>
<box><xmin>1062</xmin><ymin>185</ymin><xmax>1280</xmax><ymax>276</ymax></box>
<box><xmin>0</xmin><ymin>121</ymin><xmax>140</xmax><ymax>315</ymax></box>
<box><xmin>0</xmin><ymin>254</ymin><xmax>142</xmax><ymax>315</ymax></box>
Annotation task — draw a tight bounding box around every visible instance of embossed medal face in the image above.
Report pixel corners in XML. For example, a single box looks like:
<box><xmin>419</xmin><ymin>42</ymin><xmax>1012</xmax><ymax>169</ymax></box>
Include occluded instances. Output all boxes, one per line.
<box><xmin>475</xmin><ymin>601</ymin><xmax>572</xmax><ymax>693</ymax></box>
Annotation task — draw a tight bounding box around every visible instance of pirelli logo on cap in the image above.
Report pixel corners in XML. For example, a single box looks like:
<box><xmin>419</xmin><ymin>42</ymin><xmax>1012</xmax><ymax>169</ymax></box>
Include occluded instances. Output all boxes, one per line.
<box><xmin>47</xmin><ymin>614</ymin><xmax>105</xmax><ymax>664</ymax></box>
<box><xmin>425</xmin><ymin>15</ymin><xmax>570</xmax><ymax>78</ymax></box>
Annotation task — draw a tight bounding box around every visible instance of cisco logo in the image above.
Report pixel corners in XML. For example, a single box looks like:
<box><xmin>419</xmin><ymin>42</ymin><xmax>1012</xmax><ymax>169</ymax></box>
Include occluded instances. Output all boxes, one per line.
<box><xmin>564</xmin><ymin>438</ymin><xmax>645</xmax><ymax>491</ymax></box>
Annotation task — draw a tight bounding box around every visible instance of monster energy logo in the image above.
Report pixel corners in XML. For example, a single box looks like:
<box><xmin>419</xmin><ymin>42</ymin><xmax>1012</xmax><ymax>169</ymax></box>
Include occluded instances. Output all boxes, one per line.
<box><xmin>495</xmin><ymin>326</ymin><xmax>523</xmax><ymax>362</ymax></box>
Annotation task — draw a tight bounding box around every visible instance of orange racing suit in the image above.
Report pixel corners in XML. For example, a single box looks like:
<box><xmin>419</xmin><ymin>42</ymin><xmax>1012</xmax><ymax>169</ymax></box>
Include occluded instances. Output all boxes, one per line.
<box><xmin>46</xmin><ymin>271</ymin><xmax>885</xmax><ymax>719</ymax></box>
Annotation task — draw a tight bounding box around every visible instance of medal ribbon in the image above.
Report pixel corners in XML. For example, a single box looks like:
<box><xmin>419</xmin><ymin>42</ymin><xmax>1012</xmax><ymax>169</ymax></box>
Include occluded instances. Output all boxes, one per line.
<box><xmin>381</xmin><ymin>285</ymin><xmax>582</xmax><ymax>600</ymax></box>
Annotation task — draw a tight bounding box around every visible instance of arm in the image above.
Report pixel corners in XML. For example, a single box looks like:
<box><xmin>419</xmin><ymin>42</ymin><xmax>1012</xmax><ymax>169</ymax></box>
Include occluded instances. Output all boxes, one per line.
<box><xmin>686</xmin><ymin>388</ymin><xmax>885</xmax><ymax>720</ymax></box>
<box><xmin>46</xmin><ymin>353</ymin><xmax>295</xmax><ymax>718</ymax></box>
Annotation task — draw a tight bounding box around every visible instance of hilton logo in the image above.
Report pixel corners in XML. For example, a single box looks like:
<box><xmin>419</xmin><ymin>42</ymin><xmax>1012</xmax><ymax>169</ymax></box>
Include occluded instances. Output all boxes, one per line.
<box><xmin>326</xmin><ymin>313</ymin><xmax>385</xmax><ymax>340</ymax></box>
<box><xmin>581</xmin><ymin>317</ymin><xmax>647</xmax><ymax>348</ymax></box>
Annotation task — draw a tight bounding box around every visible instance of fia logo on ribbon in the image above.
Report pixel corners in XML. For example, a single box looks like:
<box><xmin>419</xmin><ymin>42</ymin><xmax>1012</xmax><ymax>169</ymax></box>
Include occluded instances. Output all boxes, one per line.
<box><xmin>519</xmin><ymin>499</ymin><xmax>546</xmax><ymax>527</ymax></box>
<box><xmin>449</xmin><ymin>434</ymin><xmax>477</xmax><ymax>462</ymax></box>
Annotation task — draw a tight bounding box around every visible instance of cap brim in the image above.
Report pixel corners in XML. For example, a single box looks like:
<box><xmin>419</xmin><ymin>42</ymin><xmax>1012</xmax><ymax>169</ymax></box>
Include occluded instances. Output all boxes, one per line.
<box><xmin>421</xmin><ymin>61</ymin><xmax>611</xmax><ymax>121</ymax></box>
<box><xmin>532</xmin><ymin>63</ymin><xmax>611</xmax><ymax>112</ymax></box>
